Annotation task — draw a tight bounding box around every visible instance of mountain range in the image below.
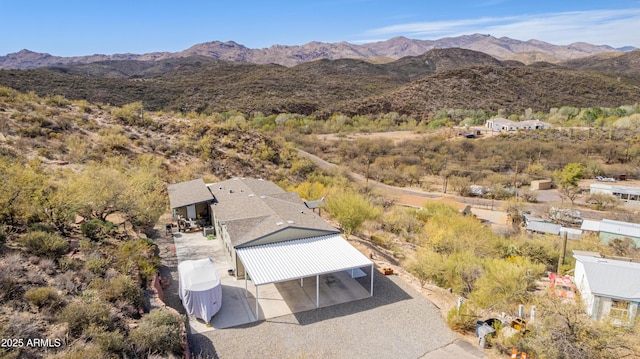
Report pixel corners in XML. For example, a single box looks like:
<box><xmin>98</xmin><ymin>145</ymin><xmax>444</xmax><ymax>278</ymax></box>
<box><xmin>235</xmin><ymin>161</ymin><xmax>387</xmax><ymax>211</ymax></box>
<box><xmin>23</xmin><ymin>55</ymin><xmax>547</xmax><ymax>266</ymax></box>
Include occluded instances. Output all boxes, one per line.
<box><xmin>0</xmin><ymin>34</ymin><xmax>634</xmax><ymax>69</ymax></box>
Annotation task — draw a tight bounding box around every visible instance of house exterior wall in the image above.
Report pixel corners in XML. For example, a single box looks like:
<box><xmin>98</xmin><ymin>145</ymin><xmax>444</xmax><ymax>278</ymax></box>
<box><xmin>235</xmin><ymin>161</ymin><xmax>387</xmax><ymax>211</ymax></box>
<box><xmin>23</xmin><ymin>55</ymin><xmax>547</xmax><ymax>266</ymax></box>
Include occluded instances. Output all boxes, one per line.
<box><xmin>599</xmin><ymin>231</ymin><xmax>640</xmax><ymax>247</ymax></box>
<box><xmin>594</xmin><ymin>296</ymin><xmax>639</xmax><ymax>323</ymax></box>
<box><xmin>574</xmin><ymin>260</ymin><xmax>596</xmax><ymax>316</ymax></box>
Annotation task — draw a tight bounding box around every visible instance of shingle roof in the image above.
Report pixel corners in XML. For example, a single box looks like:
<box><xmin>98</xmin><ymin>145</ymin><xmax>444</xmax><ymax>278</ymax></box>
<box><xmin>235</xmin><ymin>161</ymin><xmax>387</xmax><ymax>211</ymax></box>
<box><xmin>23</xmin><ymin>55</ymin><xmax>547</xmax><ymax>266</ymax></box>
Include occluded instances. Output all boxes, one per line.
<box><xmin>167</xmin><ymin>178</ymin><xmax>214</xmax><ymax>209</ymax></box>
<box><xmin>574</xmin><ymin>254</ymin><xmax>640</xmax><ymax>301</ymax></box>
<box><xmin>209</xmin><ymin>178</ymin><xmax>338</xmax><ymax>247</ymax></box>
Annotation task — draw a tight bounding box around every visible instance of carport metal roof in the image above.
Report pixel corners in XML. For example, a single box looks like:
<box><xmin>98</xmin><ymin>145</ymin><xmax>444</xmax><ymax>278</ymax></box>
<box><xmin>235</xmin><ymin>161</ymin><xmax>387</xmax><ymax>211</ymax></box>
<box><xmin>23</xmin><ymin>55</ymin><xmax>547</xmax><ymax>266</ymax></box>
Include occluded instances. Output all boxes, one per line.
<box><xmin>236</xmin><ymin>234</ymin><xmax>374</xmax><ymax>317</ymax></box>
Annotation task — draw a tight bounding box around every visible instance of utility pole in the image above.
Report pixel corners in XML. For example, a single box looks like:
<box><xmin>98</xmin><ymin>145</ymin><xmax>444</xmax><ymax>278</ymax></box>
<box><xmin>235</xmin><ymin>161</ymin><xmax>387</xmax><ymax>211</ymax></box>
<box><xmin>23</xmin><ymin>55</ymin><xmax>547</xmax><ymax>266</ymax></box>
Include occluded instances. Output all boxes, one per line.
<box><xmin>513</xmin><ymin>161</ymin><xmax>519</xmax><ymax>199</ymax></box>
<box><xmin>557</xmin><ymin>231</ymin><xmax>568</xmax><ymax>274</ymax></box>
<box><xmin>442</xmin><ymin>160</ymin><xmax>448</xmax><ymax>193</ymax></box>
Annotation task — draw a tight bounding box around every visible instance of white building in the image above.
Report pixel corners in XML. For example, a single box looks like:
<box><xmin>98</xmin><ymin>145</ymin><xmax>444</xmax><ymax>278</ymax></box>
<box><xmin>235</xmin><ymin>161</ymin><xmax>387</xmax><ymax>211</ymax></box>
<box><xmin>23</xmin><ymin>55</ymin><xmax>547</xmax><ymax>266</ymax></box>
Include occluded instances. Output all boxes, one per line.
<box><xmin>573</xmin><ymin>252</ymin><xmax>640</xmax><ymax>323</ymax></box>
<box><xmin>485</xmin><ymin>118</ymin><xmax>552</xmax><ymax>132</ymax></box>
<box><xmin>590</xmin><ymin>183</ymin><xmax>640</xmax><ymax>203</ymax></box>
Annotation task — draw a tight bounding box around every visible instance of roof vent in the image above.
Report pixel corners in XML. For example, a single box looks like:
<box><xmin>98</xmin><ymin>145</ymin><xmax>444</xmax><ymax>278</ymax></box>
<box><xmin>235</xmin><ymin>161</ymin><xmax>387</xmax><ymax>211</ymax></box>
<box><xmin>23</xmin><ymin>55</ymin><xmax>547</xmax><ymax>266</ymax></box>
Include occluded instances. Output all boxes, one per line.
<box><xmin>276</xmin><ymin>221</ymin><xmax>284</xmax><ymax>226</ymax></box>
<box><xmin>287</xmin><ymin>220</ymin><xmax>294</xmax><ymax>224</ymax></box>
<box><xmin>248</xmin><ymin>194</ymin><xmax>254</xmax><ymax>197</ymax></box>
<box><xmin>229</xmin><ymin>189</ymin><xmax>234</xmax><ymax>194</ymax></box>
<box><xmin>260</xmin><ymin>196</ymin><xmax>266</xmax><ymax>199</ymax></box>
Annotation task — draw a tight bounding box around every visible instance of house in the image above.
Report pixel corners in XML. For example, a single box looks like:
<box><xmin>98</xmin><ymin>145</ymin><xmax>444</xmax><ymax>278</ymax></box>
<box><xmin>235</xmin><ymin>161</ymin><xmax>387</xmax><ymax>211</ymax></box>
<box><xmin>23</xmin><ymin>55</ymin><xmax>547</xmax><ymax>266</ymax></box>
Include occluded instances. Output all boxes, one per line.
<box><xmin>579</xmin><ymin>218</ymin><xmax>640</xmax><ymax>247</ymax></box>
<box><xmin>169</xmin><ymin>177</ymin><xmax>375</xmax><ymax>316</ymax></box>
<box><xmin>573</xmin><ymin>252</ymin><xmax>640</xmax><ymax>323</ymax></box>
<box><xmin>485</xmin><ymin>118</ymin><xmax>515</xmax><ymax>131</ymax></box>
<box><xmin>208</xmin><ymin>177</ymin><xmax>341</xmax><ymax>278</ymax></box>
<box><xmin>590</xmin><ymin>183</ymin><xmax>640</xmax><ymax>203</ymax></box>
<box><xmin>485</xmin><ymin>118</ymin><xmax>552</xmax><ymax>132</ymax></box>
<box><xmin>599</xmin><ymin>219</ymin><xmax>640</xmax><ymax>247</ymax></box>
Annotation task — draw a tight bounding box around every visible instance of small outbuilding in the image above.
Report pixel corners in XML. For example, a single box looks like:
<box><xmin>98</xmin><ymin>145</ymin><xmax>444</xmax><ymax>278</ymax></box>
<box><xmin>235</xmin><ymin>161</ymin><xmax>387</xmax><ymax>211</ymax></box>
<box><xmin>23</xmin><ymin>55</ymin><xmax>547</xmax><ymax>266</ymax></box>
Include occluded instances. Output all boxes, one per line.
<box><xmin>178</xmin><ymin>258</ymin><xmax>222</xmax><ymax>323</ymax></box>
<box><xmin>530</xmin><ymin>179</ymin><xmax>552</xmax><ymax>190</ymax></box>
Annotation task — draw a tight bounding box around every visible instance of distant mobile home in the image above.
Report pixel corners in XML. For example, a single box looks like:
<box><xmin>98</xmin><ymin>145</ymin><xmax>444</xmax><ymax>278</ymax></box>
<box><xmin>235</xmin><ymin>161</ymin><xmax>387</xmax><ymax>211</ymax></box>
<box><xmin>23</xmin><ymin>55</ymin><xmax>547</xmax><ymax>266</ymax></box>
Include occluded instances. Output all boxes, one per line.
<box><xmin>485</xmin><ymin>118</ymin><xmax>552</xmax><ymax>132</ymax></box>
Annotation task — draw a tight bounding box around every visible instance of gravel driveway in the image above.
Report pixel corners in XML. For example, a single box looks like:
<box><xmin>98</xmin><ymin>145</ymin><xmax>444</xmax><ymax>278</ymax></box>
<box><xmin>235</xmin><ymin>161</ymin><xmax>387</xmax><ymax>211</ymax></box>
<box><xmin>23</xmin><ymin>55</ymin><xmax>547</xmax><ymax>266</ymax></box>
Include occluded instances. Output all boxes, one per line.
<box><xmin>188</xmin><ymin>272</ymin><xmax>484</xmax><ymax>359</ymax></box>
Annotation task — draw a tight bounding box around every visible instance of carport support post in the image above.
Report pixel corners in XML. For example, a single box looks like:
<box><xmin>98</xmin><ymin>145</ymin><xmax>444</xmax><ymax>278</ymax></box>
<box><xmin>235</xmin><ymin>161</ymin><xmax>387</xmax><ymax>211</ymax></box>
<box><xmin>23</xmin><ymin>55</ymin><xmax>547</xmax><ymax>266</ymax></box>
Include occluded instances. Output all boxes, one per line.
<box><xmin>370</xmin><ymin>264</ymin><xmax>374</xmax><ymax>296</ymax></box>
<box><xmin>316</xmin><ymin>274</ymin><xmax>320</xmax><ymax>308</ymax></box>
<box><xmin>256</xmin><ymin>285</ymin><xmax>259</xmax><ymax>319</ymax></box>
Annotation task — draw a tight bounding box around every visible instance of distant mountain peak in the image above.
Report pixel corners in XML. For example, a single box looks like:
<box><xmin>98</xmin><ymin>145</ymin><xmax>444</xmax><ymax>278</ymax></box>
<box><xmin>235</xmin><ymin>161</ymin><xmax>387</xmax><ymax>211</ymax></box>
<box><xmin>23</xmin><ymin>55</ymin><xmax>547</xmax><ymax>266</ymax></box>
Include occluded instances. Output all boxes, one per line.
<box><xmin>0</xmin><ymin>34</ymin><xmax>629</xmax><ymax>69</ymax></box>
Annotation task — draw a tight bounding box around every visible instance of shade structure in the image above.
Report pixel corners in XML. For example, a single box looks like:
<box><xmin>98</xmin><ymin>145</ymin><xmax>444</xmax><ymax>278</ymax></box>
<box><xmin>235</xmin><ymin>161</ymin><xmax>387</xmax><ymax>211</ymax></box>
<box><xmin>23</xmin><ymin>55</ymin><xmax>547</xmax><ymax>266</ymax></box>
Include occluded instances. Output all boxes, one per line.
<box><xmin>236</xmin><ymin>234</ymin><xmax>374</xmax><ymax>317</ymax></box>
<box><xmin>178</xmin><ymin>258</ymin><xmax>222</xmax><ymax>322</ymax></box>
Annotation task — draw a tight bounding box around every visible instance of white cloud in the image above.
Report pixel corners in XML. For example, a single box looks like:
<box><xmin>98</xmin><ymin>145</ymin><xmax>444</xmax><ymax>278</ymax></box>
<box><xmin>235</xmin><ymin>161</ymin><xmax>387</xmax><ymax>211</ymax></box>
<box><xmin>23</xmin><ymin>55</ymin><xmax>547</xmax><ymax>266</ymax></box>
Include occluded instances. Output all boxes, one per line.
<box><xmin>364</xmin><ymin>9</ymin><xmax>640</xmax><ymax>47</ymax></box>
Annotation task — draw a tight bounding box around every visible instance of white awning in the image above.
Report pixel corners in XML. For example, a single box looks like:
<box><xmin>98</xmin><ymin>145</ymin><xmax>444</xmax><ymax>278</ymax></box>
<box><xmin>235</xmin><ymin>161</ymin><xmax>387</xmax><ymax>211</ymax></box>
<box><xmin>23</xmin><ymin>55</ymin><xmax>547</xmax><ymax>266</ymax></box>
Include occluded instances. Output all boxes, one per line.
<box><xmin>236</xmin><ymin>234</ymin><xmax>373</xmax><ymax>286</ymax></box>
<box><xmin>237</xmin><ymin>234</ymin><xmax>374</xmax><ymax>318</ymax></box>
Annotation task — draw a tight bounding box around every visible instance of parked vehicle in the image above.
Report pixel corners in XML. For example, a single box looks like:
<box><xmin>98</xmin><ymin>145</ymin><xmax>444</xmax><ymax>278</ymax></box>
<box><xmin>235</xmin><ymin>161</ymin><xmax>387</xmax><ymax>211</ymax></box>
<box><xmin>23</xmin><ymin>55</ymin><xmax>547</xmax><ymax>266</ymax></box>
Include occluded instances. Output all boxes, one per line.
<box><xmin>549</xmin><ymin>273</ymin><xmax>576</xmax><ymax>299</ymax></box>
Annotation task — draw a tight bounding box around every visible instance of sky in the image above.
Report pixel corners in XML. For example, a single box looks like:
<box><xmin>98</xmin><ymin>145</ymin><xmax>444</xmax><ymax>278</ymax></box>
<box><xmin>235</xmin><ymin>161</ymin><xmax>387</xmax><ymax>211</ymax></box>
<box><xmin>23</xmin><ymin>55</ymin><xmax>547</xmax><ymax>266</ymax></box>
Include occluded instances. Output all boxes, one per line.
<box><xmin>1</xmin><ymin>0</ymin><xmax>639</xmax><ymax>56</ymax></box>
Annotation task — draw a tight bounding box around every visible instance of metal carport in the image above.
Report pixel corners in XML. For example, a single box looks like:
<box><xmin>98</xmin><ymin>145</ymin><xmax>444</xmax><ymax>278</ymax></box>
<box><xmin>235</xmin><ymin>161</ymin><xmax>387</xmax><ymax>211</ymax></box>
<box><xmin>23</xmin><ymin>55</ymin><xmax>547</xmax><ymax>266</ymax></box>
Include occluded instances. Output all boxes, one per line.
<box><xmin>235</xmin><ymin>234</ymin><xmax>374</xmax><ymax>318</ymax></box>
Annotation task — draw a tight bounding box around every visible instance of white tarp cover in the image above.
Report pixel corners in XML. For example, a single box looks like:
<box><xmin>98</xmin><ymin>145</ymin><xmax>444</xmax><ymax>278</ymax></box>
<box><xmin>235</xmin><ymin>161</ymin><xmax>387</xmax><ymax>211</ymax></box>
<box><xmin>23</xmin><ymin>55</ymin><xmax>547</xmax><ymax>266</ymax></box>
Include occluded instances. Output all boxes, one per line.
<box><xmin>178</xmin><ymin>258</ymin><xmax>222</xmax><ymax>322</ymax></box>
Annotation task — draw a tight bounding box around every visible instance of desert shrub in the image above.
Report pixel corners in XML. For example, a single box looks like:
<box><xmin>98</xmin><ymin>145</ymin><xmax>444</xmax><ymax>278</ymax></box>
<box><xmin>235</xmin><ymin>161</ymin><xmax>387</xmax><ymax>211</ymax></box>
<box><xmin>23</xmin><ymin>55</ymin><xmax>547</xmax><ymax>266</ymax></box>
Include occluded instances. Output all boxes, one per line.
<box><xmin>4</xmin><ymin>253</ymin><xmax>25</xmax><ymax>273</ymax></box>
<box><xmin>0</xmin><ymin>272</ymin><xmax>23</xmax><ymax>302</ymax></box>
<box><xmin>0</xmin><ymin>225</ymin><xmax>6</xmax><ymax>248</ymax></box>
<box><xmin>28</xmin><ymin>222</ymin><xmax>54</xmax><ymax>233</ymax></box>
<box><xmin>6</xmin><ymin>312</ymin><xmax>41</xmax><ymax>339</ymax></box>
<box><xmin>520</xmin><ymin>189</ymin><xmax>538</xmax><ymax>203</ymax></box>
<box><xmin>381</xmin><ymin>207</ymin><xmax>423</xmax><ymax>236</ymax></box>
<box><xmin>23</xmin><ymin>286</ymin><xmax>64</xmax><ymax>311</ymax></box>
<box><xmin>58</xmin><ymin>257</ymin><xmax>81</xmax><ymax>272</ymax></box>
<box><xmin>370</xmin><ymin>233</ymin><xmax>395</xmax><ymax>250</ymax></box>
<box><xmin>57</xmin><ymin>300</ymin><xmax>113</xmax><ymax>338</ymax></box>
<box><xmin>53</xmin><ymin>271</ymin><xmax>80</xmax><ymax>294</ymax></box>
<box><xmin>85</xmin><ymin>255</ymin><xmax>112</xmax><ymax>276</ymax></box>
<box><xmin>446</xmin><ymin>302</ymin><xmax>477</xmax><ymax>333</ymax></box>
<box><xmin>112</xmin><ymin>101</ymin><xmax>144</xmax><ymax>125</ymax></box>
<box><xmin>90</xmin><ymin>274</ymin><xmax>143</xmax><ymax>308</ymax></box>
<box><xmin>44</xmin><ymin>94</ymin><xmax>71</xmax><ymax>107</ymax></box>
<box><xmin>38</xmin><ymin>258</ymin><xmax>57</xmax><ymax>275</ymax></box>
<box><xmin>85</xmin><ymin>326</ymin><xmax>128</xmax><ymax>355</ymax></box>
<box><xmin>115</xmin><ymin>239</ymin><xmax>160</xmax><ymax>284</ymax></box>
<box><xmin>470</xmin><ymin>257</ymin><xmax>544</xmax><ymax>309</ymax></box>
<box><xmin>49</xmin><ymin>343</ymin><xmax>106</xmax><ymax>359</ymax></box>
<box><xmin>515</xmin><ymin>235</ymin><xmax>560</xmax><ymax>271</ymax></box>
<box><xmin>81</xmin><ymin>219</ymin><xmax>115</xmax><ymax>241</ymax></box>
<box><xmin>130</xmin><ymin>309</ymin><xmax>184</xmax><ymax>356</ymax></box>
<box><xmin>325</xmin><ymin>189</ymin><xmax>381</xmax><ymax>239</ymax></box>
<box><xmin>18</xmin><ymin>231</ymin><xmax>69</xmax><ymax>259</ymax></box>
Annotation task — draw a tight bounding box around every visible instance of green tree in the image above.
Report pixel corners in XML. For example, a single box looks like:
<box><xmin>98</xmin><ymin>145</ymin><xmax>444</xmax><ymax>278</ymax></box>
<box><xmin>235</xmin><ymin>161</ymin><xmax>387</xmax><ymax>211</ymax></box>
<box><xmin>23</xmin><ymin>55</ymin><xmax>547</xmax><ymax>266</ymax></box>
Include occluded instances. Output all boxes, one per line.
<box><xmin>558</xmin><ymin>162</ymin><xmax>584</xmax><ymax>187</ymax></box>
<box><xmin>556</xmin><ymin>163</ymin><xmax>584</xmax><ymax>205</ymax></box>
<box><xmin>72</xmin><ymin>163</ymin><xmax>131</xmax><ymax>221</ymax></box>
<box><xmin>326</xmin><ymin>190</ymin><xmax>380</xmax><ymax>239</ymax></box>
<box><xmin>0</xmin><ymin>157</ymin><xmax>46</xmax><ymax>226</ymax></box>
